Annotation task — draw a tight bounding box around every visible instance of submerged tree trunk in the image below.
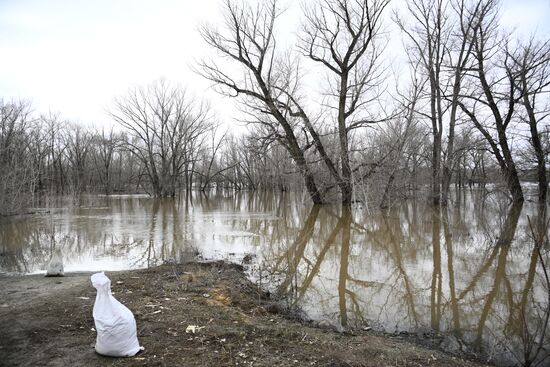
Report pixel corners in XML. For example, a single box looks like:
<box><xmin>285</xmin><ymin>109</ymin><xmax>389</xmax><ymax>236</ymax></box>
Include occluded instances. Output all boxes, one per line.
<box><xmin>516</xmin><ymin>46</ymin><xmax>549</xmax><ymax>204</ymax></box>
<box><xmin>338</xmin><ymin>205</ymin><xmax>352</xmax><ymax>328</ymax></box>
<box><xmin>456</xmin><ymin>1</ymin><xmax>524</xmax><ymax>203</ymax></box>
<box><xmin>338</xmin><ymin>73</ymin><xmax>353</xmax><ymax>206</ymax></box>
<box><xmin>430</xmin><ymin>206</ymin><xmax>442</xmax><ymax>331</ymax></box>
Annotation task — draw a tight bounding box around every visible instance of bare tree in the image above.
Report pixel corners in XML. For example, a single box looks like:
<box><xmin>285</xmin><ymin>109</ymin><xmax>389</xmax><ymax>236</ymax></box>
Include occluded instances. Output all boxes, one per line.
<box><xmin>379</xmin><ymin>75</ymin><xmax>423</xmax><ymax>208</ymax></box>
<box><xmin>64</xmin><ymin>124</ymin><xmax>91</xmax><ymax>194</ymax></box>
<box><xmin>0</xmin><ymin>100</ymin><xmax>34</xmax><ymax>215</ymax></box>
<box><xmin>111</xmin><ymin>80</ymin><xmax>212</xmax><ymax>197</ymax></box>
<box><xmin>26</xmin><ymin>119</ymin><xmax>50</xmax><ymax>197</ymax></box>
<box><xmin>456</xmin><ymin>0</ymin><xmax>524</xmax><ymax>203</ymax></box>
<box><xmin>396</xmin><ymin>0</ymin><xmax>504</xmax><ymax>205</ymax></box>
<box><xmin>298</xmin><ymin>0</ymin><xmax>390</xmax><ymax>205</ymax></box>
<box><xmin>440</xmin><ymin>0</ymin><xmax>487</xmax><ymax>205</ymax></box>
<box><xmin>196</xmin><ymin>126</ymin><xmax>237</xmax><ymax>191</ymax></box>
<box><xmin>91</xmin><ymin>127</ymin><xmax>117</xmax><ymax>195</ymax></box>
<box><xmin>41</xmin><ymin>112</ymin><xmax>67</xmax><ymax>194</ymax></box>
<box><xmin>199</xmin><ymin>0</ymin><xmax>325</xmax><ymax>203</ymax></box>
<box><xmin>395</xmin><ymin>0</ymin><xmax>450</xmax><ymax>205</ymax></box>
<box><xmin>506</xmin><ymin>39</ymin><xmax>550</xmax><ymax>204</ymax></box>
<box><xmin>200</xmin><ymin>0</ymin><xmax>389</xmax><ymax>206</ymax></box>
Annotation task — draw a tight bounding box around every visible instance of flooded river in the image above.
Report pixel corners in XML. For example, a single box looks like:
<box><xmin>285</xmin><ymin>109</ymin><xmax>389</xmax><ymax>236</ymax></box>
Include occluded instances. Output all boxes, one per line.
<box><xmin>0</xmin><ymin>190</ymin><xmax>548</xmax><ymax>366</ymax></box>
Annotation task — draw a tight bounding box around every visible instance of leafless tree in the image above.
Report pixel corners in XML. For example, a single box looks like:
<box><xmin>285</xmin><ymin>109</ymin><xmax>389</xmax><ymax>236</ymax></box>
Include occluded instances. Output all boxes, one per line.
<box><xmin>199</xmin><ymin>0</ymin><xmax>390</xmax><ymax>206</ymax></box>
<box><xmin>199</xmin><ymin>0</ymin><xmax>325</xmax><ymax>203</ymax></box>
<box><xmin>41</xmin><ymin>112</ymin><xmax>67</xmax><ymax>194</ymax></box>
<box><xmin>456</xmin><ymin>0</ymin><xmax>524</xmax><ymax>203</ymax></box>
<box><xmin>395</xmin><ymin>0</ymin><xmax>451</xmax><ymax>205</ymax></box>
<box><xmin>299</xmin><ymin>0</ymin><xmax>390</xmax><ymax>205</ymax></box>
<box><xmin>395</xmin><ymin>0</ymin><xmax>509</xmax><ymax>205</ymax></box>
<box><xmin>91</xmin><ymin>127</ymin><xmax>118</xmax><ymax>195</ymax></box>
<box><xmin>110</xmin><ymin>80</ymin><xmax>212</xmax><ymax>197</ymax></box>
<box><xmin>377</xmin><ymin>72</ymin><xmax>424</xmax><ymax>208</ymax></box>
<box><xmin>196</xmin><ymin>126</ymin><xmax>238</xmax><ymax>191</ymax></box>
<box><xmin>441</xmin><ymin>0</ymin><xmax>488</xmax><ymax>204</ymax></box>
<box><xmin>26</xmin><ymin>119</ymin><xmax>50</xmax><ymax>197</ymax></box>
<box><xmin>0</xmin><ymin>99</ymin><xmax>34</xmax><ymax>215</ymax></box>
<box><xmin>506</xmin><ymin>39</ymin><xmax>550</xmax><ymax>204</ymax></box>
<box><xmin>64</xmin><ymin>124</ymin><xmax>91</xmax><ymax>194</ymax></box>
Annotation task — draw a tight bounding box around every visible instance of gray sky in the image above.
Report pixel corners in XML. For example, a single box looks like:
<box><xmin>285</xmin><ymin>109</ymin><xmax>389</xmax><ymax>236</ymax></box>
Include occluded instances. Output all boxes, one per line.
<box><xmin>0</xmin><ymin>0</ymin><xmax>548</xmax><ymax>127</ymax></box>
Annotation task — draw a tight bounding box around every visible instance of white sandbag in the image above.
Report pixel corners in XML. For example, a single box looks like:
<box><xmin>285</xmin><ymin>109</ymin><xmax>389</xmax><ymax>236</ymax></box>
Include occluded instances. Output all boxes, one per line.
<box><xmin>91</xmin><ymin>272</ymin><xmax>141</xmax><ymax>357</ymax></box>
<box><xmin>45</xmin><ymin>248</ymin><xmax>64</xmax><ymax>276</ymax></box>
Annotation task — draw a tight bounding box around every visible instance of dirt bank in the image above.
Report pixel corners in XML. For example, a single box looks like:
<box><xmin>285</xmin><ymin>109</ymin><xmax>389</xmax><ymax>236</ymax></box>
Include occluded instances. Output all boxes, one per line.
<box><xmin>0</xmin><ymin>262</ymin><xmax>490</xmax><ymax>367</ymax></box>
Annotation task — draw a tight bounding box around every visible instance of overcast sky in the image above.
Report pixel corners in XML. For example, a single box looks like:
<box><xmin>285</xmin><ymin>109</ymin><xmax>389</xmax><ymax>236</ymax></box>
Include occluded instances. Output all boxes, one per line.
<box><xmin>0</xmin><ymin>0</ymin><xmax>548</xmax><ymax>128</ymax></box>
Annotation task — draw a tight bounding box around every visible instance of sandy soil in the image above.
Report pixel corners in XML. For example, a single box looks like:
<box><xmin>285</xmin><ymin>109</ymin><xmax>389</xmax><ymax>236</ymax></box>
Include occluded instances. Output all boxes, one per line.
<box><xmin>0</xmin><ymin>262</ymin><xmax>490</xmax><ymax>367</ymax></box>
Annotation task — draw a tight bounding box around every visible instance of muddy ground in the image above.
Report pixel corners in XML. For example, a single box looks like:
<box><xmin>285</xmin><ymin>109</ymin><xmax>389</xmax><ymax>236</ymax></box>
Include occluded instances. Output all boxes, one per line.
<box><xmin>0</xmin><ymin>262</ymin><xmax>490</xmax><ymax>367</ymax></box>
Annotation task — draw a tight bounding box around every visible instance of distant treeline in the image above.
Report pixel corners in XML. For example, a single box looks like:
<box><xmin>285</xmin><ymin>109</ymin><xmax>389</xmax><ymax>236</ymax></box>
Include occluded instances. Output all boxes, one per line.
<box><xmin>0</xmin><ymin>91</ymin><xmax>298</xmax><ymax>215</ymax></box>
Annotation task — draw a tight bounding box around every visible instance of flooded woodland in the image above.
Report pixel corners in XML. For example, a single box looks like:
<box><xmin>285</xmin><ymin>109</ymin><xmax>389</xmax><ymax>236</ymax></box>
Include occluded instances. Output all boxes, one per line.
<box><xmin>1</xmin><ymin>0</ymin><xmax>549</xmax><ymax>365</ymax></box>
<box><xmin>1</xmin><ymin>189</ymin><xmax>549</xmax><ymax>366</ymax></box>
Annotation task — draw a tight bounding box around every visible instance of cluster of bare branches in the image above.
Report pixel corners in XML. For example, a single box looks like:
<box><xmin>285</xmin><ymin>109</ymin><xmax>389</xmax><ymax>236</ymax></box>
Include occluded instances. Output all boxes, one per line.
<box><xmin>396</xmin><ymin>0</ymin><xmax>549</xmax><ymax>205</ymax></box>
<box><xmin>197</xmin><ymin>0</ymin><xmax>548</xmax><ymax>208</ymax></box>
<box><xmin>110</xmin><ymin>80</ymin><xmax>215</xmax><ymax>197</ymax></box>
<box><xmin>198</xmin><ymin>0</ymin><xmax>391</xmax><ymax>206</ymax></box>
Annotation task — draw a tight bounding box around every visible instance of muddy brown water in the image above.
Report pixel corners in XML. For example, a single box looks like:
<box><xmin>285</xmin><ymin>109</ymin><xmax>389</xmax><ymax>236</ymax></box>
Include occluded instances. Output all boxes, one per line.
<box><xmin>0</xmin><ymin>190</ymin><xmax>548</xmax><ymax>366</ymax></box>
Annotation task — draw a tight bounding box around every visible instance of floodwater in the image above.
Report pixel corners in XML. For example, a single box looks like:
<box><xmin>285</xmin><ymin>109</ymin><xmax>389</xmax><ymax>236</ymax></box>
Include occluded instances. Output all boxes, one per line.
<box><xmin>0</xmin><ymin>190</ymin><xmax>549</xmax><ymax>366</ymax></box>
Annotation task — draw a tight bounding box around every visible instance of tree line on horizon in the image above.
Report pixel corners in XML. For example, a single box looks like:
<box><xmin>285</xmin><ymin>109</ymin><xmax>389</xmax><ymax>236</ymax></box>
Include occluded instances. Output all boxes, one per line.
<box><xmin>0</xmin><ymin>0</ymin><xmax>548</xmax><ymax>215</ymax></box>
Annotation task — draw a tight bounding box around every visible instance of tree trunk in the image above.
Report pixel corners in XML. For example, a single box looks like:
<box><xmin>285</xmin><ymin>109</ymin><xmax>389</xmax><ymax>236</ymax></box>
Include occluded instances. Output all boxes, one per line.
<box><xmin>338</xmin><ymin>73</ymin><xmax>353</xmax><ymax>206</ymax></box>
<box><xmin>523</xmin><ymin>79</ymin><xmax>548</xmax><ymax>204</ymax></box>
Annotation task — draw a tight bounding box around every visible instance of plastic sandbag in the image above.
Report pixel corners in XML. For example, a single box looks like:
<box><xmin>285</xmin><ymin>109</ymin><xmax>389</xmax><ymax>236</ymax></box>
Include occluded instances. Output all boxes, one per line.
<box><xmin>45</xmin><ymin>248</ymin><xmax>64</xmax><ymax>277</ymax></box>
<box><xmin>91</xmin><ymin>272</ymin><xmax>141</xmax><ymax>357</ymax></box>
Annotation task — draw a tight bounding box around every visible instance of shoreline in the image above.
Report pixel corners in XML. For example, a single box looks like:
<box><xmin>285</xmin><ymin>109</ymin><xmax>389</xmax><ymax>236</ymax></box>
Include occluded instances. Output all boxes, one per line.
<box><xmin>0</xmin><ymin>261</ymin><xmax>491</xmax><ymax>366</ymax></box>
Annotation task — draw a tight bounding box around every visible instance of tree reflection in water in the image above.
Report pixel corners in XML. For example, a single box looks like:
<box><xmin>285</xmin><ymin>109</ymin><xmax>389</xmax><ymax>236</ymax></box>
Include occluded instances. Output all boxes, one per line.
<box><xmin>265</xmin><ymin>195</ymin><xmax>548</xmax><ymax>366</ymax></box>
